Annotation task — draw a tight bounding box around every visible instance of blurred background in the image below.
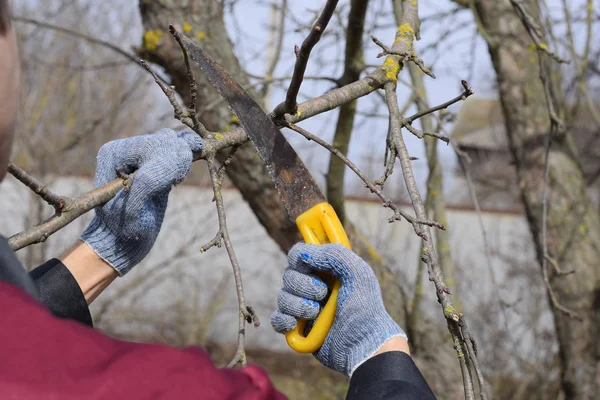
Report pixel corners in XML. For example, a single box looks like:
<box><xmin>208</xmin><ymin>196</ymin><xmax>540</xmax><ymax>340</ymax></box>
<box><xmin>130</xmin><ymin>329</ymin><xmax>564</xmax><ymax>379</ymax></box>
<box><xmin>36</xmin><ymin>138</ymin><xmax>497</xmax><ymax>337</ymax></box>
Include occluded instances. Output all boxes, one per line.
<box><xmin>1</xmin><ymin>0</ymin><xmax>599</xmax><ymax>399</ymax></box>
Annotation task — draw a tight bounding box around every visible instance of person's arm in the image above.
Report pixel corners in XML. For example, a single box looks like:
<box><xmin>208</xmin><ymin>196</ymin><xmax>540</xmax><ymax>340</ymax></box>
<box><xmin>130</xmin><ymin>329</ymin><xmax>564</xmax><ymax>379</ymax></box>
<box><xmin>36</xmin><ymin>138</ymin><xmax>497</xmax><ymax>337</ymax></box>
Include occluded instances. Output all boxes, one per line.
<box><xmin>28</xmin><ymin>129</ymin><xmax>202</xmax><ymax>323</ymax></box>
<box><xmin>28</xmin><ymin>242</ymin><xmax>117</xmax><ymax>327</ymax></box>
<box><xmin>347</xmin><ymin>341</ymin><xmax>436</xmax><ymax>399</ymax></box>
<box><xmin>271</xmin><ymin>243</ymin><xmax>436</xmax><ymax>399</ymax></box>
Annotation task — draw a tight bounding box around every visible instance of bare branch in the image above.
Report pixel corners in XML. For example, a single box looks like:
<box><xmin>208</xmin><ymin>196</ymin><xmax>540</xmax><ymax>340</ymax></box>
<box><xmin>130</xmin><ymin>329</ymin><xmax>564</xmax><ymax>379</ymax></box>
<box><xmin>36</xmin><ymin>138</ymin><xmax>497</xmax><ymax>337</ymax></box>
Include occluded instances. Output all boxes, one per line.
<box><xmin>12</xmin><ymin>16</ymin><xmax>168</xmax><ymax>83</ymax></box>
<box><xmin>8</xmin><ymin>174</ymin><xmax>132</xmax><ymax>251</ymax></box>
<box><xmin>7</xmin><ymin>163</ymin><xmax>66</xmax><ymax>211</ymax></box>
<box><xmin>284</xmin><ymin>117</ymin><xmax>444</xmax><ymax>231</ymax></box>
<box><xmin>261</xmin><ymin>0</ymin><xmax>288</xmax><ymax>100</ymax></box>
<box><xmin>508</xmin><ymin>0</ymin><xmax>569</xmax><ymax>64</ymax></box>
<box><xmin>272</xmin><ymin>0</ymin><xmax>339</xmax><ymax>116</ymax></box>
<box><xmin>168</xmin><ymin>25</ymin><xmax>210</xmax><ymax>138</ymax></box>
<box><xmin>140</xmin><ymin>60</ymin><xmax>198</xmax><ymax>132</ymax></box>
<box><xmin>382</xmin><ymin>3</ymin><xmax>485</xmax><ymax>391</ymax></box>
<box><xmin>371</xmin><ymin>35</ymin><xmax>436</xmax><ymax>79</ymax></box>
<box><xmin>406</xmin><ymin>80</ymin><xmax>474</xmax><ymax>124</ymax></box>
<box><xmin>205</xmin><ymin>154</ymin><xmax>258</xmax><ymax>368</ymax></box>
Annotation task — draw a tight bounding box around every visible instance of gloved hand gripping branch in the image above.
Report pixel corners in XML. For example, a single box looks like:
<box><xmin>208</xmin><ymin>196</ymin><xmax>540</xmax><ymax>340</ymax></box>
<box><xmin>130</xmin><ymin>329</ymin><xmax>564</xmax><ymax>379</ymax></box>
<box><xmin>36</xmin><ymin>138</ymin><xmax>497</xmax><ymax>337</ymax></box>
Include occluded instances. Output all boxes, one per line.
<box><xmin>81</xmin><ymin>129</ymin><xmax>202</xmax><ymax>275</ymax></box>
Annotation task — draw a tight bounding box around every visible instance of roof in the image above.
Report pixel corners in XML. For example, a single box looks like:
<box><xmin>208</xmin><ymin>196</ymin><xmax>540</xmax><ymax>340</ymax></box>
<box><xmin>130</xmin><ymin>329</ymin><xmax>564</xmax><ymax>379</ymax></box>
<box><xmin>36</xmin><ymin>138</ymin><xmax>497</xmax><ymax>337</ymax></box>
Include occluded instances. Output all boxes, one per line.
<box><xmin>451</xmin><ymin>97</ymin><xmax>600</xmax><ymax>154</ymax></box>
<box><xmin>451</xmin><ymin>97</ymin><xmax>508</xmax><ymax>151</ymax></box>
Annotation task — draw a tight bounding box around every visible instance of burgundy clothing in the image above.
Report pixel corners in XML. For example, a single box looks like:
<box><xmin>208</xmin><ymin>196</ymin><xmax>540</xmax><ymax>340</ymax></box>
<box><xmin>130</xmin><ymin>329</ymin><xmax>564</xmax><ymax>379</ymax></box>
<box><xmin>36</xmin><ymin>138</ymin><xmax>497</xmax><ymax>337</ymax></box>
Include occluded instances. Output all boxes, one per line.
<box><xmin>0</xmin><ymin>282</ymin><xmax>286</xmax><ymax>399</ymax></box>
<box><xmin>0</xmin><ymin>235</ymin><xmax>436</xmax><ymax>399</ymax></box>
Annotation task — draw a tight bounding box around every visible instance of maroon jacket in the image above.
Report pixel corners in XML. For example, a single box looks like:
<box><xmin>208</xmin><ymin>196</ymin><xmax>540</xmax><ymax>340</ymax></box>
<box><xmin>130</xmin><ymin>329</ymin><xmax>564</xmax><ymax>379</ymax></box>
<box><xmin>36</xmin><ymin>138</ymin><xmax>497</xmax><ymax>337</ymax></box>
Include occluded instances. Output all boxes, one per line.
<box><xmin>0</xmin><ymin>235</ymin><xmax>436</xmax><ymax>399</ymax></box>
<box><xmin>0</xmin><ymin>281</ymin><xmax>286</xmax><ymax>399</ymax></box>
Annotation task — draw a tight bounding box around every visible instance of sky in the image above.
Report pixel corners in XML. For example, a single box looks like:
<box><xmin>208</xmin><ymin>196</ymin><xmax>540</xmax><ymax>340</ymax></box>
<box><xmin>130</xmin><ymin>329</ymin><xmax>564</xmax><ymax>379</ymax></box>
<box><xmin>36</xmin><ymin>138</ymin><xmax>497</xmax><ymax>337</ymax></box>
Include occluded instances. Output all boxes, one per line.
<box><xmin>14</xmin><ymin>0</ymin><xmax>591</xmax><ymax>199</ymax></box>
<box><xmin>224</xmin><ymin>0</ymin><xmax>494</xmax><ymax>197</ymax></box>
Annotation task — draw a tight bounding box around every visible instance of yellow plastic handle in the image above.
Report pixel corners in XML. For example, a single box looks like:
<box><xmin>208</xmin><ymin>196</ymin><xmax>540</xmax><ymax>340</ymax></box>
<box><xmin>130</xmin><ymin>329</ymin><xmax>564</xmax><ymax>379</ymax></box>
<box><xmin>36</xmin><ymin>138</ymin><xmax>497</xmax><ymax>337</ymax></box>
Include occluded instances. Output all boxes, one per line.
<box><xmin>285</xmin><ymin>202</ymin><xmax>351</xmax><ymax>353</ymax></box>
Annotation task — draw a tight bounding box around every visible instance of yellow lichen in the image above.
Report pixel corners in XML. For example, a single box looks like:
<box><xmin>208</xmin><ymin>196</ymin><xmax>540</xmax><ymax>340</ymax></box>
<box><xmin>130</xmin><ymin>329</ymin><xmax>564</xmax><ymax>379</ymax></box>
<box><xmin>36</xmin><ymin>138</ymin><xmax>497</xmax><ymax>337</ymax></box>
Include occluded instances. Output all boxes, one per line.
<box><xmin>396</xmin><ymin>23</ymin><xmax>414</xmax><ymax>39</ymax></box>
<box><xmin>143</xmin><ymin>30</ymin><xmax>163</xmax><ymax>51</ymax></box>
<box><xmin>215</xmin><ymin>133</ymin><xmax>225</xmax><ymax>139</ymax></box>
<box><xmin>231</xmin><ymin>114</ymin><xmax>240</xmax><ymax>124</ymax></box>
<box><xmin>183</xmin><ymin>21</ymin><xmax>193</xmax><ymax>33</ymax></box>
<box><xmin>444</xmin><ymin>305</ymin><xmax>456</xmax><ymax>314</ymax></box>
<box><xmin>196</xmin><ymin>31</ymin><xmax>207</xmax><ymax>40</ymax></box>
<box><xmin>382</xmin><ymin>56</ymin><xmax>401</xmax><ymax>82</ymax></box>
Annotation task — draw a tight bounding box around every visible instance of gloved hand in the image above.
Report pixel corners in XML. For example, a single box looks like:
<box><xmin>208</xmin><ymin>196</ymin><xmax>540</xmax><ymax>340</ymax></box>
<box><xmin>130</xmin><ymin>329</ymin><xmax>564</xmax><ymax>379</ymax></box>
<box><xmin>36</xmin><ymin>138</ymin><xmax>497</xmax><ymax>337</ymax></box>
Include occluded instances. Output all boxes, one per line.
<box><xmin>271</xmin><ymin>243</ymin><xmax>407</xmax><ymax>377</ymax></box>
<box><xmin>81</xmin><ymin>128</ymin><xmax>202</xmax><ymax>275</ymax></box>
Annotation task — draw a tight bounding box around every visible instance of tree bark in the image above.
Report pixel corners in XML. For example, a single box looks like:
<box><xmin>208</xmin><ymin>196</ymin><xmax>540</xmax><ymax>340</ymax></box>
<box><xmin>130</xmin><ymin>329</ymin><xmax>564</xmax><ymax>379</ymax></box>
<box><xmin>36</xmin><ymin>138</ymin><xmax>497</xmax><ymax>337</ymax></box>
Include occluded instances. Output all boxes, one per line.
<box><xmin>137</xmin><ymin>0</ymin><xmax>406</xmax><ymax>325</ymax></box>
<box><xmin>472</xmin><ymin>1</ymin><xmax>600</xmax><ymax>398</ymax></box>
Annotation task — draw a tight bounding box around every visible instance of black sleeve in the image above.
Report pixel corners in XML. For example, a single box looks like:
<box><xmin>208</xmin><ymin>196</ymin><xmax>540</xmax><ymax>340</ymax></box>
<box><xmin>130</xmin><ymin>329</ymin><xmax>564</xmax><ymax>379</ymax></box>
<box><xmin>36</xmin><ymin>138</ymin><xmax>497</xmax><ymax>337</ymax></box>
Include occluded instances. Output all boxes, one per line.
<box><xmin>29</xmin><ymin>259</ymin><xmax>93</xmax><ymax>328</ymax></box>
<box><xmin>0</xmin><ymin>235</ymin><xmax>40</xmax><ymax>299</ymax></box>
<box><xmin>346</xmin><ymin>352</ymin><xmax>436</xmax><ymax>400</ymax></box>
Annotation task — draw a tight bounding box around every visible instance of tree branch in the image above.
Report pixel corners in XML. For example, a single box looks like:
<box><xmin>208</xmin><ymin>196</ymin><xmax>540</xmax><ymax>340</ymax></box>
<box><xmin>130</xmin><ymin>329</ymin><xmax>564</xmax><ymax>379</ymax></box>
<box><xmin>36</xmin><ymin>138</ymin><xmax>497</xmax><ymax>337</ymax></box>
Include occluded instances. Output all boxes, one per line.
<box><xmin>12</xmin><ymin>16</ymin><xmax>168</xmax><ymax>83</ymax></box>
<box><xmin>272</xmin><ymin>0</ymin><xmax>339</xmax><ymax>116</ymax></box>
<box><xmin>8</xmin><ymin>173</ymin><xmax>132</xmax><ymax>250</ymax></box>
<box><xmin>7</xmin><ymin>163</ymin><xmax>66</xmax><ymax>212</ymax></box>
<box><xmin>284</xmin><ymin>117</ymin><xmax>444</xmax><ymax>231</ymax></box>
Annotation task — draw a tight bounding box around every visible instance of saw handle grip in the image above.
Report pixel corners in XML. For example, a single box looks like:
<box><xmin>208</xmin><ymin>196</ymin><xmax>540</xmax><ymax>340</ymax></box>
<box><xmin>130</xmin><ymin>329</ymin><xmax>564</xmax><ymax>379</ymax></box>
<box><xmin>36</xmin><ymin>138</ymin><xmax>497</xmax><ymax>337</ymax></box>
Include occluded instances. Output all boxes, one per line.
<box><xmin>285</xmin><ymin>202</ymin><xmax>351</xmax><ymax>353</ymax></box>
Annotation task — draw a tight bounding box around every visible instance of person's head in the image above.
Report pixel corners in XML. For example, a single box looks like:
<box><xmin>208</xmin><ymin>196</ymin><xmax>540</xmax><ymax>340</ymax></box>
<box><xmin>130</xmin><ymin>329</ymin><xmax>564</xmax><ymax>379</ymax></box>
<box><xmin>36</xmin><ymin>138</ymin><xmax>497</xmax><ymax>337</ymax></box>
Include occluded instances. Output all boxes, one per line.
<box><xmin>0</xmin><ymin>0</ymin><xmax>19</xmax><ymax>182</ymax></box>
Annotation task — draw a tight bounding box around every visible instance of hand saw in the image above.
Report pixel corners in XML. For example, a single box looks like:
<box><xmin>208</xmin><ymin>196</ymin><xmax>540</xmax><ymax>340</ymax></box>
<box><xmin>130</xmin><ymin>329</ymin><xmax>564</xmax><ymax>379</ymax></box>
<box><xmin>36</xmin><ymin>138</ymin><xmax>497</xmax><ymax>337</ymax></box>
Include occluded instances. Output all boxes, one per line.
<box><xmin>180</xmin><ymin>37</ymin><xmax>351</xmax><ymax>353</ymax></box>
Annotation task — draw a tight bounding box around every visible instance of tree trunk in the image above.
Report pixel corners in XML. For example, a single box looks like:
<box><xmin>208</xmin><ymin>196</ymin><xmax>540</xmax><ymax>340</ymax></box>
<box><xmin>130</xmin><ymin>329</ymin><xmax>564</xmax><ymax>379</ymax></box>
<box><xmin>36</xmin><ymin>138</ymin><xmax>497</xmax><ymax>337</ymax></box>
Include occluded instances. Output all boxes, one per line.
<box><xmin>137</xmin><ymin>0</ymin><xmax>406</xmax><ymax>325</ymax></box>
<box><xmin>473</xmin><ymin>1</ymin><xmax>600</xmax><ymax>398</ymax></box>
<box><xmin>325</xmin><ymin>0</ymin><xmax>368</xmax><ymax>224</ymax></box>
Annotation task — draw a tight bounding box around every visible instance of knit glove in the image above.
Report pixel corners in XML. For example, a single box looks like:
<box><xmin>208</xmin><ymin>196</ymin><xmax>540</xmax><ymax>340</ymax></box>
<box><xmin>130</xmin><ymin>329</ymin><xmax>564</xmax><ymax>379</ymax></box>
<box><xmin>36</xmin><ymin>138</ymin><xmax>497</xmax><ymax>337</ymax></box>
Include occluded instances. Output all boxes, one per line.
<box><xmin>81</xmin><ymin>129</ymin><xmax>202</xmax><ymax>275</ymax></box>
<box><xmin>271</xmin><ymin>243</ymin><xmax>407</xmax><ymax>377</ymax></box>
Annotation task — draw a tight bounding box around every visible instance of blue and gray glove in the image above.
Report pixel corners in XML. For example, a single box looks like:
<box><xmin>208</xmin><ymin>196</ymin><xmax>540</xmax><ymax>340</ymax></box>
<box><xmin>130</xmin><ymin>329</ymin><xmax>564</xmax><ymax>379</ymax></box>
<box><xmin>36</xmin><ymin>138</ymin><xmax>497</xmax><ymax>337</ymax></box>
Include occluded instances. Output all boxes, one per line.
<box><xmin>81</xmin><ymin>128</ymin><xmax>202</xmax><ymax>275</ymax></box>
<box><xmin>271</xmin><ymin>243</ymin><xmax>407</xmax><ymax>377</ymax></box>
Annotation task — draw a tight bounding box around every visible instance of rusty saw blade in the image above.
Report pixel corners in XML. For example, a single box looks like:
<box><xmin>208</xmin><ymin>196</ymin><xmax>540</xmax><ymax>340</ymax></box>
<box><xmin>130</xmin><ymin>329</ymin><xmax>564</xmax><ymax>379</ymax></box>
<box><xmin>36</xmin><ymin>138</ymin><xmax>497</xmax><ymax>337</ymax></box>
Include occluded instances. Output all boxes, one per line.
<box><xmin>180</xmin><ymin>36</ymin><xmax>325</xmax><ymax>220</ymax></box>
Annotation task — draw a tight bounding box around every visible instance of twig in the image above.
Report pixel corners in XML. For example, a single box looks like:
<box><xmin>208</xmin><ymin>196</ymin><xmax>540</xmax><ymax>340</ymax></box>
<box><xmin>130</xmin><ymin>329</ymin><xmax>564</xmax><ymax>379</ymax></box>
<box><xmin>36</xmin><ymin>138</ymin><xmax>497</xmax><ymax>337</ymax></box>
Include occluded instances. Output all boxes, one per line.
<box><xmin>261</xmin><ymin>0</ymin><xmax>288</xmax><ymax>99</ymax></box>
<box><xmin>459</xmin><ymin>317</ymin><xmax>488</xmax><ymax>400</ymax></box>
<box><xmin>7</xmin><ymin>163</ymin><xmax>66</xmax><ymax>211</ymax></box>
<box><xmin>406</xmin><ymin>80</ymin><xmax>474</xmax><ymax>124</ymax></box>
<box><xmin>8</xmin><ymin>174</ymin><xmax>133</xmax><ymax>250</ymax></box>
<box><xmin>401</xmin><ymin>117</ymin><xmax>450</xmax><ymax>143</ymax></box>
<box><xmin>284</xmin><ymin>117</ymin><xmax>444</xmax><ymax>232</ymax></box>
<box><xmin>12</xmin><ymin>16</ymin><xmax>169</xmax><ymax>84</ymax></box>
<box><xmin>272</xmin><ymin>0</ymin><xmax>339</xmax><ymax>116</ymax></box>
<box><xmin>508</xmin><ymin>0</ymin><xmax>569</xmax><ymax>64</ymax></box>
<box><xmin>540</xmin><ymin>135</ymin><xmax>581</xmax><ymax>320</ymax></box>
<box><xmin>513</xmin><ymin>0</ymin><xmax>579</xmax><ymax>319</ymax></box>
<box><xmin>384</xmin><ymin>72</ymin><xmax>484</xmax><ymax>396</ymax></box>
<box><xmin>140</xmin><ymin>60</ymin><xmax>198</xmax><ymax>132</ymax></box>
<box><xmin>169</xmin><ymin>25</ymin><xmax>209</xmax><ymax>138</ymax></box>
<box><xmin>206</xmin><ymin>154</ymin><xmax>258</xmax><ymax>368</ymax></box>
<box><xmin>371</xmin><ymin>35</ymin><xmax>436</xmax><ymax>79</ymax></box>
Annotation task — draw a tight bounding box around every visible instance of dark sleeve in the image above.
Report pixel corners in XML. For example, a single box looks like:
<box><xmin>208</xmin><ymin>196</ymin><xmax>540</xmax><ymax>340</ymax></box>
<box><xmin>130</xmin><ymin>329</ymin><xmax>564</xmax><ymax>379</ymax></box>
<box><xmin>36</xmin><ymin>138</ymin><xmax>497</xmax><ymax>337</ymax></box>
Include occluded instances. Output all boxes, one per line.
<box><xmin>346</xmin><ymin>352</ymin><xmax>437</xmax><ymax>400</ymax></box>
<box><xmin>29</xmin><ymin>259</ymin><xmax>93</xmax><ymax>328</ymax></box>
<box><xmin>0</xmin><ymin>235</ymin><xmax>39</xmax><ymax>299</ymax></box>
